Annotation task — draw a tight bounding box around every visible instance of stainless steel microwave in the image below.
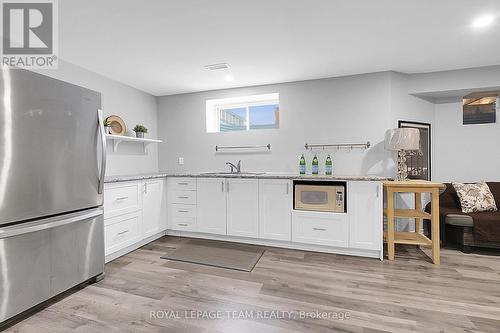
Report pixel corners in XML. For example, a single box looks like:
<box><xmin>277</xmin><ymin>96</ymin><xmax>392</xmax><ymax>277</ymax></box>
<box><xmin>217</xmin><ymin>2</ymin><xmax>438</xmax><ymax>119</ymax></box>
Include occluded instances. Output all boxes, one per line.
<box><xmin>294</xmin><ymin>184</ymin><xmax>345</xmax><ymax>213</ymax></box>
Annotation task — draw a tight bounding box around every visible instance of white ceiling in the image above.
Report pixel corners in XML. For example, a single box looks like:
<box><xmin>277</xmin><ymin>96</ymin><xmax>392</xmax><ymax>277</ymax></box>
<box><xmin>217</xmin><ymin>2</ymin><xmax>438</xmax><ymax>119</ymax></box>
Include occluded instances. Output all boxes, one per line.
<box><xmin>60</xmin><ymin>0</ymin><xmax>500</xmax><ymax>96</ymax></box>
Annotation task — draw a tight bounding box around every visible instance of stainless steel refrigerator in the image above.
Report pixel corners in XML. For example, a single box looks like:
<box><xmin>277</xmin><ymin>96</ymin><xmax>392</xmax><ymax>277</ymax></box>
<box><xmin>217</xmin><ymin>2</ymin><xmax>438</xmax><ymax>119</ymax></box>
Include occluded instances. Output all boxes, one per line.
<box><xmin>0</xmin><ymin>68</ymin><xmax>106</xmax><ymax>324</ymax></box>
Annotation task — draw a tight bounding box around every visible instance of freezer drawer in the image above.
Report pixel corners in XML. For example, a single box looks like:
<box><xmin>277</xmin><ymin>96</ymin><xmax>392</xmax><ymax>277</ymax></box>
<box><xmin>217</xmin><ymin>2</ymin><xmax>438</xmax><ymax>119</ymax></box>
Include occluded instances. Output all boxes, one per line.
<box><xmin>0</xmin><ymin>208</ymin><xmax>104</xmax><ymax>323</ymax></box>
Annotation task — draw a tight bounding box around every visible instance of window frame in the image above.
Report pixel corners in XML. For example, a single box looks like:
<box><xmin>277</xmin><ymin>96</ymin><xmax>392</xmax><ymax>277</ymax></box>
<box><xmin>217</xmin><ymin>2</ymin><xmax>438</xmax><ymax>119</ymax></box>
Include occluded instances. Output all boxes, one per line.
<box><xmin>206</xmin><ymin>93</ymin><xmax>280</xmax><ymax>133</ymax></box>
<box><xmin>216</xmin><ymin>99</ymin><xmax>279</xmax><ymax>131</ymax></box>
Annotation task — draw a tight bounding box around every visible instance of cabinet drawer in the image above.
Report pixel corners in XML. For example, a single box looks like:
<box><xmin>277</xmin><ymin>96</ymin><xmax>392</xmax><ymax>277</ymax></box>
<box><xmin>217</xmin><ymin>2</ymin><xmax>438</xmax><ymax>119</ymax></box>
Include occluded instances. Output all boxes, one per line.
<box><xmin>292</xmin><ymin>211</ymin><xmax>348</xmax><ymax>248</ymax></box>
<box><xmin>171</xmin><ymin>204</ymin><xmax>196</xmax><ymax>218</ymax></box>
<box><xmin>104</xmin><ymin>182</ymin><xmax>141</xmax><ymax>219</ymax></box>
<box><xmin>170</xmin><ymin>190</ymin><xmax>196</xmax><ymax>205</ymax></box>
<box><xmin>168</xmin><ymin>177</ymin><xmax>196</xmax><ymax>191</ymax></box>
<box><xmin>104</xmin><ymin>212</ymin><xmax>141</xmax><ymax>256</ymax></box>
<box><xmin>170</xmin><ymin>217</ymin><xmax>196</xmax><ymax>232</ymax></box>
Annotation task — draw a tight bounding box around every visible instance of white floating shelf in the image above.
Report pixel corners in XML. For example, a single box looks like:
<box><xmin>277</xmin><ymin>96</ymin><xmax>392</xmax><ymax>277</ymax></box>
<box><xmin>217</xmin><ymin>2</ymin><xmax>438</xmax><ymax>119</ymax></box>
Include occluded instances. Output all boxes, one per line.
<box><xmin>105</xmin><ymin>134</ymin><xmax>162</xmax><ymax>153</ymax></box>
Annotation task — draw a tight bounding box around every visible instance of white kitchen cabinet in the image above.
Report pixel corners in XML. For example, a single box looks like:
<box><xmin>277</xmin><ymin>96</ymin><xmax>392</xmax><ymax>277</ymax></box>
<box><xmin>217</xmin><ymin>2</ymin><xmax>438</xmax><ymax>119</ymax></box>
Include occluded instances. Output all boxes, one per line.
<box><xmin>104</xmin><ymin>178</ymin><xmax>167</xmax><ymax>262</ymax></box>
<box><xmin>259</xmin><ymin>179</ymin><xmax>292</xmax><ymax>241</ymax></box>
<box><xmin>292</xmin><ymin>210</ymin><xmax>349</xmax><ymax>247</ymax></box>
<box><xmin>226</xmin><ymin>179</ymin><xmax>259</xmax><ymax>238</ymax></box>
<box><xmin>197</xmin><ymin>178</ymin><xmax>227</xmax><ymax>235</ymax></box>
<box><xmin>104</xmin><ymin>211</ymin><xmax>142</xmax><ymax>256</ymax></box>
<box><xmin>142</xmin><ymin>179</ymin><xmax>167</xmax><ymax>238</ymax></box>
<box><xmin>104</xmin><ymin>181</ymin><xmax>141</xmax><ymax>219</ymax></box>
<box><xmin>348</xmin><ymin>181</ymin><xmax>382</xmax><ymax>251</ymax></box>
<box><xmin>165</xmin><ymin>176</ymin><xmax>383</xmax><ymax>259</ymax></box>
<box><xmin>167</xmin><ymin>177</ymin><xmax>197</xmax><ymax>232</ymax></box>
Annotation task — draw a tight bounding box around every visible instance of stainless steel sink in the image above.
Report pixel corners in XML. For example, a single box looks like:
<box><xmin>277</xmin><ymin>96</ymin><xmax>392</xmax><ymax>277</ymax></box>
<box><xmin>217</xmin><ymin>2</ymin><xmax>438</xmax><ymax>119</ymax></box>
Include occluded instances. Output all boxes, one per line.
<box><xmin>200</xmin><ymin>171</ymin><xmax>266</xmax><ymax>175</ymax></box>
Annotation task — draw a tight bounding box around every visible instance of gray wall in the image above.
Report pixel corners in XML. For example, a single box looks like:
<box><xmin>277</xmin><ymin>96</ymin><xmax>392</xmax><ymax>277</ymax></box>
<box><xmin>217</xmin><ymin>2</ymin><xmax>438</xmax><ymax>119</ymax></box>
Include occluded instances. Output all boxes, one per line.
<box><xmin>157</xmin><ymin>71</ymin><xmax>435</xmax><ymax>177</ymax></box>
<box><xmin>434</xmin><ymin>102</ymin><xmax>500</xmax><ymax>182</ymax></box>
<box><xmin>35</xmin><ymin>60</ymin><xmax>159</xmax><ymax>176</ymax></box>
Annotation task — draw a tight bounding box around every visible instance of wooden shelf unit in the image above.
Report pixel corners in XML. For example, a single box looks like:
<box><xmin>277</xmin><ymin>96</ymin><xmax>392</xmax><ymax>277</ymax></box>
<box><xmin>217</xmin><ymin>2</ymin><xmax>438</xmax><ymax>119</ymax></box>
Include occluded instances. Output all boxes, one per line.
<box><xmin>383</xmin><ymin>208</ymin><xmax>431</xmax><ymax>219</ymax></box>
<box><xmin>383</xmin><ymin>180</ymin><xmax>444</xmax><ymax>265</ymax></box>
<box><xmin>383</xmin><ymin>232</ymin><xmax>432</xmax><ymax>246</ymax></box>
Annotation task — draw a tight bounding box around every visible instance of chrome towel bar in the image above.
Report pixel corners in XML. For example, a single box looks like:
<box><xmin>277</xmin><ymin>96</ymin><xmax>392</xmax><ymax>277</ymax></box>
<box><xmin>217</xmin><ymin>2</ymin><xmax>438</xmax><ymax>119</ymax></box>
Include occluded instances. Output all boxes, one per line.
<box><xmin>215</xmin><ymin>144</ymin><xmax>271</xmax><ymax>152</ymax></box>
<box><xmin>304</xmin><ymin>141</ymin><xmax>371</xmax><ymax>150</ymax></box>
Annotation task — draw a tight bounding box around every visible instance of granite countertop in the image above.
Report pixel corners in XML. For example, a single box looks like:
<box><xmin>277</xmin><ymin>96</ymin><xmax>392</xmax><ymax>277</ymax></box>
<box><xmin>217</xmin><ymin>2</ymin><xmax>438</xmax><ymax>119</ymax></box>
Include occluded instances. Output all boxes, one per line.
<box><xmin>105</xmin><ymin>172</ymin><xmax>388</xmax><ymax>183</ymax></box>
<box><xmin>104</xmin><ymin>172</ymin><xmax>168</xmax><ymax>183</ymax></box>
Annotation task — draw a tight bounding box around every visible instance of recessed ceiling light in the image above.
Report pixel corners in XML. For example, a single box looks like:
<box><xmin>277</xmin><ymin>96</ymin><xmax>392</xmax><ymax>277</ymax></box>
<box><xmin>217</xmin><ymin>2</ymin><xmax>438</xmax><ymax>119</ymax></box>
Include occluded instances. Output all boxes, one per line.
<box><xmin>472</xmin><ymin>15</ymin><xmax>494</xmax><ymax>28</ymax></box>
<box><xmin>205</xmin><ymin>63</ymin><xmax>230</xmax><ymax>71</ymax></box>
<box><xmin>224</xmin><ymin>75</ymin><xmax>234</xmax><ymax>82</ymax></box>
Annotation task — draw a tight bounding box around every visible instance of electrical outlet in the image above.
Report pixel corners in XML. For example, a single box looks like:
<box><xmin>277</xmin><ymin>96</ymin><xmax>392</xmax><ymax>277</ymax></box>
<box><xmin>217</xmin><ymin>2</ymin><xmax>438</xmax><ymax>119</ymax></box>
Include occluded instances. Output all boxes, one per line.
<box><xmin>178</xmin><ymin>157</ymin><xmax>184</xmax><ymax>165</ymax></box>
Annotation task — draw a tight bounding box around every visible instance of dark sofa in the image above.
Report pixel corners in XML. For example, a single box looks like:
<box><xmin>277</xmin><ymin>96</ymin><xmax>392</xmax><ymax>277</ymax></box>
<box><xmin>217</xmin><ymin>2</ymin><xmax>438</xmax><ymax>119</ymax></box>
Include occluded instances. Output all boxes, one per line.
<box><xmin>426</xmin><ymin>182</ymin><xmax>500</xmax><ymax>253</ymax></box>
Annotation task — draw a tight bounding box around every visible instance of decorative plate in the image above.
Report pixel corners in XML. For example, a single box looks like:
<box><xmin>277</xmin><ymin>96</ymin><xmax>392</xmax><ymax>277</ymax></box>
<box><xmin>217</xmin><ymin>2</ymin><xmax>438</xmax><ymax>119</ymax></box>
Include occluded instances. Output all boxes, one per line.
<box><xmin>105</xmin><ymin>115</ymin><xmax>126</xmax><ymax>135</ymax></box>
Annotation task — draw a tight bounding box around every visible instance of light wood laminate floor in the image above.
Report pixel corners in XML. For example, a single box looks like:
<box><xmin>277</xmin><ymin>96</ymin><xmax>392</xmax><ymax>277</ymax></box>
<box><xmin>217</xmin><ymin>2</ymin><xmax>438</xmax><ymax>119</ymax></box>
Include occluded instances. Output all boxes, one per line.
<box><xmin>4</xmin><ymin>236</ymin><xmax>500</xmax><ymax>333</ymax></box>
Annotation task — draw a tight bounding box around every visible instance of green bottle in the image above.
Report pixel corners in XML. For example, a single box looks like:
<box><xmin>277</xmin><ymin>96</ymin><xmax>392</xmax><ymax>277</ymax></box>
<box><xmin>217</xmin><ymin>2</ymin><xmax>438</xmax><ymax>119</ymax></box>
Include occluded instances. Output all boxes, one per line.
<box><xmin>325</xmin><ymin>154</ymin><xmax>332</xmax><ymax>175</ymax></box>
<box><xmin>312</xmin><ymin>154</ymin><xmax>319</xmax><ymax>175</ymax></box>
<box><xmin>299</xmin><ymin>154</ymin><xmax>306</xmax><ymax>174</ymax></box>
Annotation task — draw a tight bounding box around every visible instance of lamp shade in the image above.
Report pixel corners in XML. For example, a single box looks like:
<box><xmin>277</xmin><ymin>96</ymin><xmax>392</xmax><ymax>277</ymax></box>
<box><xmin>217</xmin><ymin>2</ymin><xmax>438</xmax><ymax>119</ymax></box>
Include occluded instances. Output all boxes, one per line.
<box><xmin>384</xmin><ymin>128</ymin><xmax>420</xmax><ymax>151</ymax></box>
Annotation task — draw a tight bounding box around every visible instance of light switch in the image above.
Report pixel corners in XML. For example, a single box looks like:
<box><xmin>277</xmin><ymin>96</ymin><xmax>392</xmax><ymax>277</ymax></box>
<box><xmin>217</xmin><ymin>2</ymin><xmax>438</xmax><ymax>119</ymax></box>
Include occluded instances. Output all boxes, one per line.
<box><xmin>178</xmin><ymin>157</ymin><xmax>184</xmax><ymax>165</ymax></box>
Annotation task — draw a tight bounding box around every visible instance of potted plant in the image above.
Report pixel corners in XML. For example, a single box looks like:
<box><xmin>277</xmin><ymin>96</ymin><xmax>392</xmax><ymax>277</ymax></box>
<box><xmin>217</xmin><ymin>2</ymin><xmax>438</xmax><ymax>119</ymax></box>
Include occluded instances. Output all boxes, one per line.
<box><xmin>133</xmin><ymin>124</ymin><xmax>148</xmax><ymax>138</ymax></box>
<box><xmin>103</xmin><ymin>119</ymin><xmax>113</xmax><ymax>134</ymax></box>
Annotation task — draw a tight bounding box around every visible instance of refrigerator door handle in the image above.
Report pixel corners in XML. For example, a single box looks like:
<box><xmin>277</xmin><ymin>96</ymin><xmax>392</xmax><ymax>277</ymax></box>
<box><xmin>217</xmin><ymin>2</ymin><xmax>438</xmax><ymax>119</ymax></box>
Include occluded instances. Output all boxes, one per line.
<box><xmin>97</xmin><ymin>109</ymin><xmax>107</xmax><ymax>194</ymax></box>
<box><xmin>0</xmin><ymin>208</ymin><xmax>103</xmax><ymax>239</ymax></box>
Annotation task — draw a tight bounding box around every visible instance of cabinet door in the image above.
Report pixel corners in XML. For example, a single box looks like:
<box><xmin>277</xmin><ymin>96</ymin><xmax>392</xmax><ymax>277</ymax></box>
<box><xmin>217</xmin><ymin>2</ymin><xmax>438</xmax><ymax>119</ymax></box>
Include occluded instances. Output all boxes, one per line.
<box><xmin>227</xmin><ymin>179</ymin><xmax>259</xmax><ymax>238</ymax></box>
<box><xmin>348</xmin><ymin>181</ymin><xmax>382</xmax><ymax>250</ymax></box>
<box><xmin>197</xmin><ymin>178</ymin><xmax>227</xmax><ymax>235</ymax></box>
<box><xmin>259</xmin><ymin>179</ymin><xmax>292</xmax><ymax>241</ymax></box>
<box><xmin>142</xmin><ymin>179</ymin><xmax>166</xmax><ymax>238</ymax></box>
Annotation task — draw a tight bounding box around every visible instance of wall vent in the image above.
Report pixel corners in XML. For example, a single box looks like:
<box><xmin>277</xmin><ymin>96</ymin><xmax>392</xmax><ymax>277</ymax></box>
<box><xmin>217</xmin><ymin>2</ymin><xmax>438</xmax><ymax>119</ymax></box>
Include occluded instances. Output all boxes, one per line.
<box><xmin>204</xmin><ymin>63</ymin><xmax>230</xmax><ymax>71</ymax></box>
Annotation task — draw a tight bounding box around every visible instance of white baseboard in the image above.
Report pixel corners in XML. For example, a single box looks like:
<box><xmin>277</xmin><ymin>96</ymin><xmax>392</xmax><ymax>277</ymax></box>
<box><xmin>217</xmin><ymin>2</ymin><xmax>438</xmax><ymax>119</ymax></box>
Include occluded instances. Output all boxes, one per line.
<box><xmin>166</xmin><ymin>230</ymin><xmax>382</xmax><ymax>260</ymax></box>
<box><xmin>105</xmin><ymin>230</ymin><xmax>167</xmax><ymax>263</ymax></box>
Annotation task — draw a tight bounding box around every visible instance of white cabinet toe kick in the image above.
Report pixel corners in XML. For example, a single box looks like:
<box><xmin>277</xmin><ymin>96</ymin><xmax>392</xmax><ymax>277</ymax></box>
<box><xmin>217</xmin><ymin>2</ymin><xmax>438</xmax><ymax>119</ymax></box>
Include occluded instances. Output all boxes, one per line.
<box><xmin>167</xmin><ymin>177</ymin><xmax>383</xmax><ymax>260</ymax></box>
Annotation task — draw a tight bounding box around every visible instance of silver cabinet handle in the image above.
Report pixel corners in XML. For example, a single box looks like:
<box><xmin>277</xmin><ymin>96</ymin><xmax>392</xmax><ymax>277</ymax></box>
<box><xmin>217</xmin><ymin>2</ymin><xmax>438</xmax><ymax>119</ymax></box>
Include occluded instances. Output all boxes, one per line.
<box><xmin>221</xmin><ymin>181</ymin><xmax>224</xmax><ymax>192</ymax></box>
<box><xmin>226</xmin><ymin>181</ymin><xmax>229</xmax><ymax>192</ymax></box>
<box><xmin>313</xmin><ymin>227</ymin><xmax>326</xmax><ymax>231</ymax></box>
<box><xmin>97</xmin><ymin>109</ymin><xmax>107</xmax><ymax>195</ymax></box>
<box><xmin>177</xmin><ymin>196</ymin><xmax>189</xmax><ymax>199</ymax></box>
<box><xmin>116</xmin><ymin>196</ymin><xmax>129</xmax><ymax>201</ymax></box>
<box><xmin>178</xmin><ymin>182</ymin><xmax>189</xmax><ymax>185</ymax></box>
<box><xmin>144</xmin><ymin>183</ymin><xmax>148</xmax><ymax>194</ymax></box>
<box><xmin>286</xmin><ymin>183</ymin><xmax>289</xmax><ymax>194</ymax></box>
<box><xmin>117</xmin><ymin>230</ymin><xmax>129</xmax><ymax>235</ymax></box>
<box><xmin>177</xmin><ymin>223</ymin><xmax>188</xmax><ymax>227</ymax></box>
<box><xmin>178</xmin><ymin>210</ymin><xmax>189</xmax><ymax>213</ymax></box>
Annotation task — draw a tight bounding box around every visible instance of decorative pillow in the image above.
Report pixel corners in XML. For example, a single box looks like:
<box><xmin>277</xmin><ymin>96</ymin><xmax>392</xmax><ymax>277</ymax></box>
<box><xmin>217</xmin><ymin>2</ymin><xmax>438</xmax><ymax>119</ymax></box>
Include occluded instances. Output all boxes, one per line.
<box><xmin>452</xmin><ymin>182</ymin><xmax>497</xmax><ymax>213</ymax></box>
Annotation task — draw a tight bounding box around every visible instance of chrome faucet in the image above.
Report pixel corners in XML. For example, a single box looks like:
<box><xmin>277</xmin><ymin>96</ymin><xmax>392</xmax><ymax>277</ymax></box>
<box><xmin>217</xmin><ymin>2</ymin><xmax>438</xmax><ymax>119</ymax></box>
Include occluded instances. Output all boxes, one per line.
<box><xmin>226</xmin><ymin>160</ymin><xmax>241</xmax><ymax>173</ymax></box>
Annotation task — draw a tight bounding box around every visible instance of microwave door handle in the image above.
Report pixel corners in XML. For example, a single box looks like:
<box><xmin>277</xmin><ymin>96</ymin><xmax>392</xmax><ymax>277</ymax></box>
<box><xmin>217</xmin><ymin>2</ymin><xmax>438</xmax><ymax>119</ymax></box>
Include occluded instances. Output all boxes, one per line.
<box><xmin>97</xmin><ymin>109</ymin><xmax>107</xmax><ymax>194</ymax></box>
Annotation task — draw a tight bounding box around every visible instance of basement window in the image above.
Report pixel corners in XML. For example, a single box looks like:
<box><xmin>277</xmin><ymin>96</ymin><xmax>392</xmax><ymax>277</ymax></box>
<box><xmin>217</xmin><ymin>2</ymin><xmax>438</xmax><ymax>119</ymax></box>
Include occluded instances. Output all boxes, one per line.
<box><xmin>206</xmin><ymin>93</ymin><xmax>279</xmax><ymax>133</ymax></box>
<box><xmin>463</xmin><ymin>92</ymin><xmax>498</xmax><ymax>125</ymax></box>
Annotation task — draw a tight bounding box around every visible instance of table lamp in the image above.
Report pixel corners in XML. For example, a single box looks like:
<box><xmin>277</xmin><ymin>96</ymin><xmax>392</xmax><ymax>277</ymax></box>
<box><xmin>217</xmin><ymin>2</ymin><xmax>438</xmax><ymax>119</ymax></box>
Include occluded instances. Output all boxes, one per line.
<box><xmin>384</xmin><ymin>128</ymin><xmax>420</xmax><ymax>181</ymax></box>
